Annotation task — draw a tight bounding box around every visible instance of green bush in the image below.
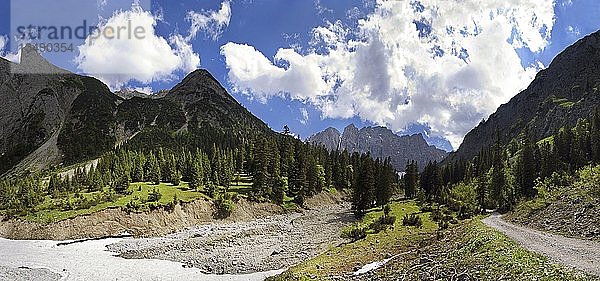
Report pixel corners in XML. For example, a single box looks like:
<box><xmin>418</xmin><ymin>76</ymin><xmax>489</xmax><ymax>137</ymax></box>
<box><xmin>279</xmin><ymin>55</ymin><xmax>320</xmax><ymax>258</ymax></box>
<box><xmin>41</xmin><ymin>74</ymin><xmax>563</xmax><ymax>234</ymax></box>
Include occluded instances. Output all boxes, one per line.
<box><xmin>431</xmin><ymin>208</ymin><xmax>443</xmax><ymax>222</ymax></box>
<box><xmin>383</xmin><ymin>204</ymin><xmax>392</xmax><ymax>216</ymax></box>
<box><xmin>369</xmin><ymin>214</ymin><xmax>396</xmax><ymax>233</ymax></box>
<box><xmin>369</xmin><ymin>219</ymin><xmax>385</xmax><ymax>233</ymax></box>
<box><xmin>147</xmin><ymin>188</ymin><xmax>161</xmax><ymax>202</ymax></box>
<box><xmin>214</xmin><ymin>193</ymin><xmax>235</xmax><ymax>219</ymax></box>
<box><xmin>402</xmin><ymin>214</ymin><xmax>423</xmax><ymax>228</ymax></box>
<box><xmin>124</xmin><ymin>200</ymin><xmax>142</xmax><ymax>213</ymax></box>
<box><xmin>576</xmin><ymin>165</ymin><xmax>600</xmax><ymax>196</ymax></box>
<box><xmin>341</xmin><ymin>225</ymin><xmax>367</xmax><ymax>241</ymax></box>
<box><xmin>449</xmin><ymin>181</ymin><xmax>479</xmax><ymax>219</ymax></box>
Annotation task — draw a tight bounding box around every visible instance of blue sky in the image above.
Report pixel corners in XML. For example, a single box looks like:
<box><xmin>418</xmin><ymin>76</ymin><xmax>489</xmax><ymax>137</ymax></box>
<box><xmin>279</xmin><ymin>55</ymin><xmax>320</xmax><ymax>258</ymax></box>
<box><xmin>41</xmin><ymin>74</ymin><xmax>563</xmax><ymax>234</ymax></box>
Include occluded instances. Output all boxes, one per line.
<box><xmin>0</xmin><ymin>0</ymin><xmax>599</xmax><ymax>151</ymax></box>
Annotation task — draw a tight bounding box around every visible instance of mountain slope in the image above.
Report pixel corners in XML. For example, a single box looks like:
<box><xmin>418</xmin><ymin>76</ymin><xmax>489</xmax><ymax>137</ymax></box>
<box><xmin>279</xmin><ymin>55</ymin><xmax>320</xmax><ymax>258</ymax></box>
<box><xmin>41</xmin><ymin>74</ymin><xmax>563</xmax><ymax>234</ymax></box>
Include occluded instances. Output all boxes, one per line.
<box><xmin>0</xmin><ymin>46</ymin><xmax>271</xmax><ymax>175</ymax></box>
<box><xmin>308</xmin><ymin>124</ymin><xmax>447</xmax><ymax>171</ymax></box>
<box><xmin>447</xmin><ymin>31</ymin><xmax>600</xmax><ymax>163</ymax></box>
<box><xmin>0</xmin><ymin>46</ymin><xmax>94</xmax><ymax>174</ymax></box>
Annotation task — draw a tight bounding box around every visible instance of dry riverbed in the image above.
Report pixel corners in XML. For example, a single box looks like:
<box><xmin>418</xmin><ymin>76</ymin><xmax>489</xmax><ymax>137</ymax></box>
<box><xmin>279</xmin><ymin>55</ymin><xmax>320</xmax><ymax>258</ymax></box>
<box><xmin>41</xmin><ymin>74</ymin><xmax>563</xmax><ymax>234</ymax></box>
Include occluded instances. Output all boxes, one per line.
<box><xmin>107</xmin><ymin>202</ymin><xmax>354</xmax><ymax>275</ymax></box>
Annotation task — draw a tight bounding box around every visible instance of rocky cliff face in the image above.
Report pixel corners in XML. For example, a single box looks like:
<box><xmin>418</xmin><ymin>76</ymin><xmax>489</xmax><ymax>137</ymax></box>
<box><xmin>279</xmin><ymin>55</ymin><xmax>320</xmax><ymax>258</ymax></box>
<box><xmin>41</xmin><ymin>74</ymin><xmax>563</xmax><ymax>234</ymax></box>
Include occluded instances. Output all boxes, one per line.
<box><xmin>308</xmin><ymin>127</ymin><xmax>341</xmax><ymax>151</ymax></box>
<box><xmin>308</xmin><ymin>125</ymin><xmax>447</xmax><ymax>171</ymax></box>
<box><xmin>446</xmin><ymin>30</ymin><xmax>600</xmax><ymax>164</ymax></box>
<box><xmin>0</xmin><ymin>47</ymin><xmax>86</xmax><ymax>174</ymax></box>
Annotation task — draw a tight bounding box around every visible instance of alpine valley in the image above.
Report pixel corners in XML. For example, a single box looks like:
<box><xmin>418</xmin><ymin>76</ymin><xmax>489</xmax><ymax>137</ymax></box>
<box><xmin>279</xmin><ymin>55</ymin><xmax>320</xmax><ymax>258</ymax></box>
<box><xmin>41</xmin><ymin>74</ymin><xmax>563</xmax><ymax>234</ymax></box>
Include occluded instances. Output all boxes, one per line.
<box><xmin>1</xmin><ymin>28</ymin><xmax>600</xmax><ymax>281</ymax></box>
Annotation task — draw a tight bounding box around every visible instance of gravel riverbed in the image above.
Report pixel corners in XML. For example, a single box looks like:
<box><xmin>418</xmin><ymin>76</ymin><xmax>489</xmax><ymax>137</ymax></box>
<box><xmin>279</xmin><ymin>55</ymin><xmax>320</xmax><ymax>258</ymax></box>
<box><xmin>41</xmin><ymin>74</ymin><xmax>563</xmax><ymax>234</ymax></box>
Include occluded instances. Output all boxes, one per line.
<box><xmin>107</xmin><ymin>202</ymin><xmax>354</xmax><ymax>275</ymax></box>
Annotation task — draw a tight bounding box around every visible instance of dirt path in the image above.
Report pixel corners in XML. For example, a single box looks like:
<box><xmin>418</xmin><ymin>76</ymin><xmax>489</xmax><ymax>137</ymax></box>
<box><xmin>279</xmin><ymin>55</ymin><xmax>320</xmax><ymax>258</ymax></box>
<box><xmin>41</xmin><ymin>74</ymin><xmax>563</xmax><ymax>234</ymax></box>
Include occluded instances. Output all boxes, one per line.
<box><xmin>483</xmin><ymin>213</ymin><xmax>600</xmax><ymax>276</ymax></box>
<box><xmin>107</xmin><ymin>203</ymin><xmax>354</xmax><ymax>275</ymax></box>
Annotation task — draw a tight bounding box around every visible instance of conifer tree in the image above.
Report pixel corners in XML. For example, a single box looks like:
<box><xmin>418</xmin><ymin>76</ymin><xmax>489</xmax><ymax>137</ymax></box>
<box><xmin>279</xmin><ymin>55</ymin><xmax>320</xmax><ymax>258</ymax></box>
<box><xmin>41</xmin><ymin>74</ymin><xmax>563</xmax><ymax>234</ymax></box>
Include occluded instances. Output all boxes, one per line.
<box><xmin>352</xmin><ymin>155</ymin><xmax>375</xmax><ymax>217</ymax></box>
<box><xmin>404</xmin><ymin>161</ymin><xmax>419</xmax><ymax>198</ymax></box>
<box><xmin>376</xmin><ymin>158</ymin><xmax>394</xmax><ymax>206</ymax></box>
<box><xmin>146</xmin><ymin>152</ymin><xmax>161</xmax><ymax>185</ymax></box>
<box><xmin>290</xmin><ymin>143</ymin><xmax>308</xmax><ymax>206</ymax></box>
<box><xmin>515</xmin><ymin>134</ymin><xmax>537</xmax><ymax>198</ymax></box>
<box><xmin>189</xmin><ymin>162</ymin><xmax>203</xmax><ymax>191</ymax></box>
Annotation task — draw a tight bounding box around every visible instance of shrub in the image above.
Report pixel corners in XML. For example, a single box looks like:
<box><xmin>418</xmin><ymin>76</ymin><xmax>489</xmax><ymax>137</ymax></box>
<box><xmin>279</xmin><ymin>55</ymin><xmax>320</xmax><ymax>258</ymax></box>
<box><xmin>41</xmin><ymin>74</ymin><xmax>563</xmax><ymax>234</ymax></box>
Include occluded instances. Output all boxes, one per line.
<box><xmin>369</xmin><ymin>214</ymin><xmax>396</xmax><ymax>233</ymax></box>
<box><xmin>147</xmin><ymin>188</ymin><xmax>161</xmax><ymax>202</ymax></box>
<box><xmin>341</xmin><ymin>226</ymin><xmax>367</xmax><ymax>241</ymax></box>
<box><xmin>124</xmin><ymin>200</ymin><xmax>142</xmax><ymax>213</ymax></box>
<box><xmin>206</xmin><ymin>182</ymin><xmax>217</xmax><ymax>198</ymax></box>
<box><xmin>163</xmin><ymin>193</ymin><xmax>179</xmax><ymax>211</ymax></box>
<box><xmin>163</xmin><ymin>201</ymin><xmax>175</xmax><ymax>211</ymax></box>
<box><xmin>214</xmin><ymin>193</ymin><xmax>235</xmax><ymax>219</ymax></box>
<box><xmin>449</xmin><ymin>181</ymin><xmax>479</xmax><ymax>219</ymax></box>
<box><xmin>576</xmin><ymin>165</ymin><xmax>600</xmax><ymax>196</ymax></box>
<box><xmin>431</xmin><ymin>208</ymin><xmax>443</xmax><ymax>222</ymax></box>
<box><xmin>383</xmin><ymin>204</ymin><xmax>392</xmax><ymax>216</ymax></box>
<box><xmin>402</xmin><ymin>214</ymin><xmax>423</xmax><ymax>228</ymax></box>
<box><xmin>147</xmin><ymin>202</ymin><xmax>160</xmax><ymax>211</ymax></box>
<box><xmin>534</xmin><ymin>166</ymin><xmax>572</xmax><ymax>197</ymax></box>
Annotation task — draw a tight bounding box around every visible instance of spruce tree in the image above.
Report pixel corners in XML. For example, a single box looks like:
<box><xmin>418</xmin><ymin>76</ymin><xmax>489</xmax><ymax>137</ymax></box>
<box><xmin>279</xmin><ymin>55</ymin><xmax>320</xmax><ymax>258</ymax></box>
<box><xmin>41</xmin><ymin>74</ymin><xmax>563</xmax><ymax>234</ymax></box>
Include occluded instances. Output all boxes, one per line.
<box><xmin>375</xmin><ymin>158</ymin><xmax>394</xmax><ymax>206</ymax></box>
<box><xmin>404</xmin><ymin>161</ymin><xmax>419</xmax><ymax>198</ymax></box>
<box><xmin>353</xmin><ymin>155</ymin><xmax>375</xmax><ymax>218</ymax></box>
<box><xmin>516</xmin><ymin>134</ymin><xmax>537</xmax><ymax>198</ymax></box>
<box><xmin>146</xmin><ymin>152</ymin><xmax>161</xmax><ymax>185</ymax></box>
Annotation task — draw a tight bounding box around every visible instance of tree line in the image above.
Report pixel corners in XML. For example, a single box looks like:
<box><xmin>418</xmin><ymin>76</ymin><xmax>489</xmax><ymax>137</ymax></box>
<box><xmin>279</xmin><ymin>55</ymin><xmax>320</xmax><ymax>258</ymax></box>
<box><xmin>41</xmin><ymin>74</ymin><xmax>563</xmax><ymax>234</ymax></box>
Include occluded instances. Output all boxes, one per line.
<box><xmin>0</xmin><ymin>128</ymin><xmax>399</xmax><ymax>217</ymax></box>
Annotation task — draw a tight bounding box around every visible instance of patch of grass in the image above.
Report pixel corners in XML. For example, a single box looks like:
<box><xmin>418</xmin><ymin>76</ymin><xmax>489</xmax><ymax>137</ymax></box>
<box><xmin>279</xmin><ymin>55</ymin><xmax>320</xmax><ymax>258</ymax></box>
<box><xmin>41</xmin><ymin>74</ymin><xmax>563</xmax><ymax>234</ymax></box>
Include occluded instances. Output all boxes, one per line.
<box><xmin>344</xmin><ymin>218</ymin><xmax>592</xmax><ymax>280</ymax></box>
<box><xmin>537</xmin><ymin>135</ymin><xmax>555</xmax><ymax>146</ymax></box>
<box><xmin>454</xmin><ymin>220</ymin><xmax>588</xmax><ymax>280</ymax></box>
<box><xmin>268</xmin><ymin>200</ymin><xmax>437</xmax><ymax>280</ymax></box>
<box><xmin>552</xmin><ymin>97</ymin><xmax>575</xmax><ymax>108</ymax></box>
<box><xmin>228</xmin><ymin>173</ymin><xmax>253</xmax><ymax>197</ymax></box>
<box><xmin>410</xmin><ymin>219</ymin><xmax>589</xmax><ymax>280</ymax></box>
<box><xmin>22</xmin><ymin>182</ymin><xmax>209</xmax><ymax>224</ymax></box>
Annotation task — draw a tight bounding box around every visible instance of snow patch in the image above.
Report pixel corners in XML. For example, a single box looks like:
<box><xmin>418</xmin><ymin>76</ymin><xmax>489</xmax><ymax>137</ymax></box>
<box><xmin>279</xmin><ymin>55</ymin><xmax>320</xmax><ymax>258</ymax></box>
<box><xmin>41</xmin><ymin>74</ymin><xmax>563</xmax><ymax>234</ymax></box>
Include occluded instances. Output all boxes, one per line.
<box><xmin>353</xmin><ymin>258</ymin><xmax>392</xmax><ymax>275</ymax></box>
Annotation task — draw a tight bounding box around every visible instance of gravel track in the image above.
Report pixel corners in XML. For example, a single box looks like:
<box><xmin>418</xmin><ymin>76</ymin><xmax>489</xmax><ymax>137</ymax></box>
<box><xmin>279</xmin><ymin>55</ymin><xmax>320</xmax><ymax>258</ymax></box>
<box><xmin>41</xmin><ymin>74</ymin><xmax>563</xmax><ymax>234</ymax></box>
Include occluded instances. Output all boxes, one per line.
<box><xmin>483</xmin><ymin>213</ymin><xmax>600</xmax><ymax>276</ymax></box>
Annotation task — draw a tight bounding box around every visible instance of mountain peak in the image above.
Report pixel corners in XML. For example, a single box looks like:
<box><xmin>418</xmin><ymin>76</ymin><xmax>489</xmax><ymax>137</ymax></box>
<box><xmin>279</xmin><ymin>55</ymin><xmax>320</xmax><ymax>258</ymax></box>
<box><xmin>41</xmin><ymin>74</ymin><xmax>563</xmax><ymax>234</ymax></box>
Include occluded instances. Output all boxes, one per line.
<box><xmin>179</xmin><ymin>69</ymin><xmax>221</xmax><ymax>88</ymax></box>
<box><xmin>307</xmin><ymin>127</ymin><xmax>341</xmax><ymax>151</ymax></box>
<box><xmin>323</xmin><ymin>127</ymin><xmax>341</xmax><ymax>135</ymax></box>
<box><xmin>343</xmin><ymin>124</ymin><xmax>359</xmax><ymax>135</ymax></box>
<box><xmin>13</xmin><ymin>44</ymin><xmax>68</xmax><ymax>74</ymax></box>
<box><xmin>20</xmin><ymin>44</ymin><xmax>45</xmax><ymax>64</ymax></box>
<box><xmin>168</xmin><ymin>69</ymin><xmax>235</xmax><ymax>105</ymax></box>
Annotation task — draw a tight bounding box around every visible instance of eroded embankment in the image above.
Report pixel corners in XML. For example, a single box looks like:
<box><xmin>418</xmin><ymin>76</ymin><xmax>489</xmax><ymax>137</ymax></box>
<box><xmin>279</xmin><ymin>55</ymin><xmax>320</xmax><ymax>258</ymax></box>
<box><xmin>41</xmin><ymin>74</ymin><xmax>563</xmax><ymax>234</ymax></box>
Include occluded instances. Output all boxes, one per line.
<box><xmin>0</xmin><ymin>197</ymin><xmax>285</xmax><ymax>240</ymax></box>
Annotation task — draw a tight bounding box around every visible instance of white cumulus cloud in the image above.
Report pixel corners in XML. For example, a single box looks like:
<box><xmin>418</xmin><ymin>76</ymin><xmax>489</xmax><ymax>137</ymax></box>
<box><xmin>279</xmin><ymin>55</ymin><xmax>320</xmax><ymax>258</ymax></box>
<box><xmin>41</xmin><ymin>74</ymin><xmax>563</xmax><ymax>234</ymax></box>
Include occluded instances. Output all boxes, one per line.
<box><xmin>221</xmin><ymin>0</ymin><xmax>555</xmax><ymax>148</ymax></box>
<box><xmin>0</xmin><ymin>36</ymin><xmax>21</xmax><ymax>63</ymax></box>
<box><xmin>187</xmin><ymin>0</ymin><xmax>232</xmax><ymax>41</ymax></box>
<box><xmin>76</xmin><ymin>4</ymin><xmax>200</xmax><ymax>90</ymax></box>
